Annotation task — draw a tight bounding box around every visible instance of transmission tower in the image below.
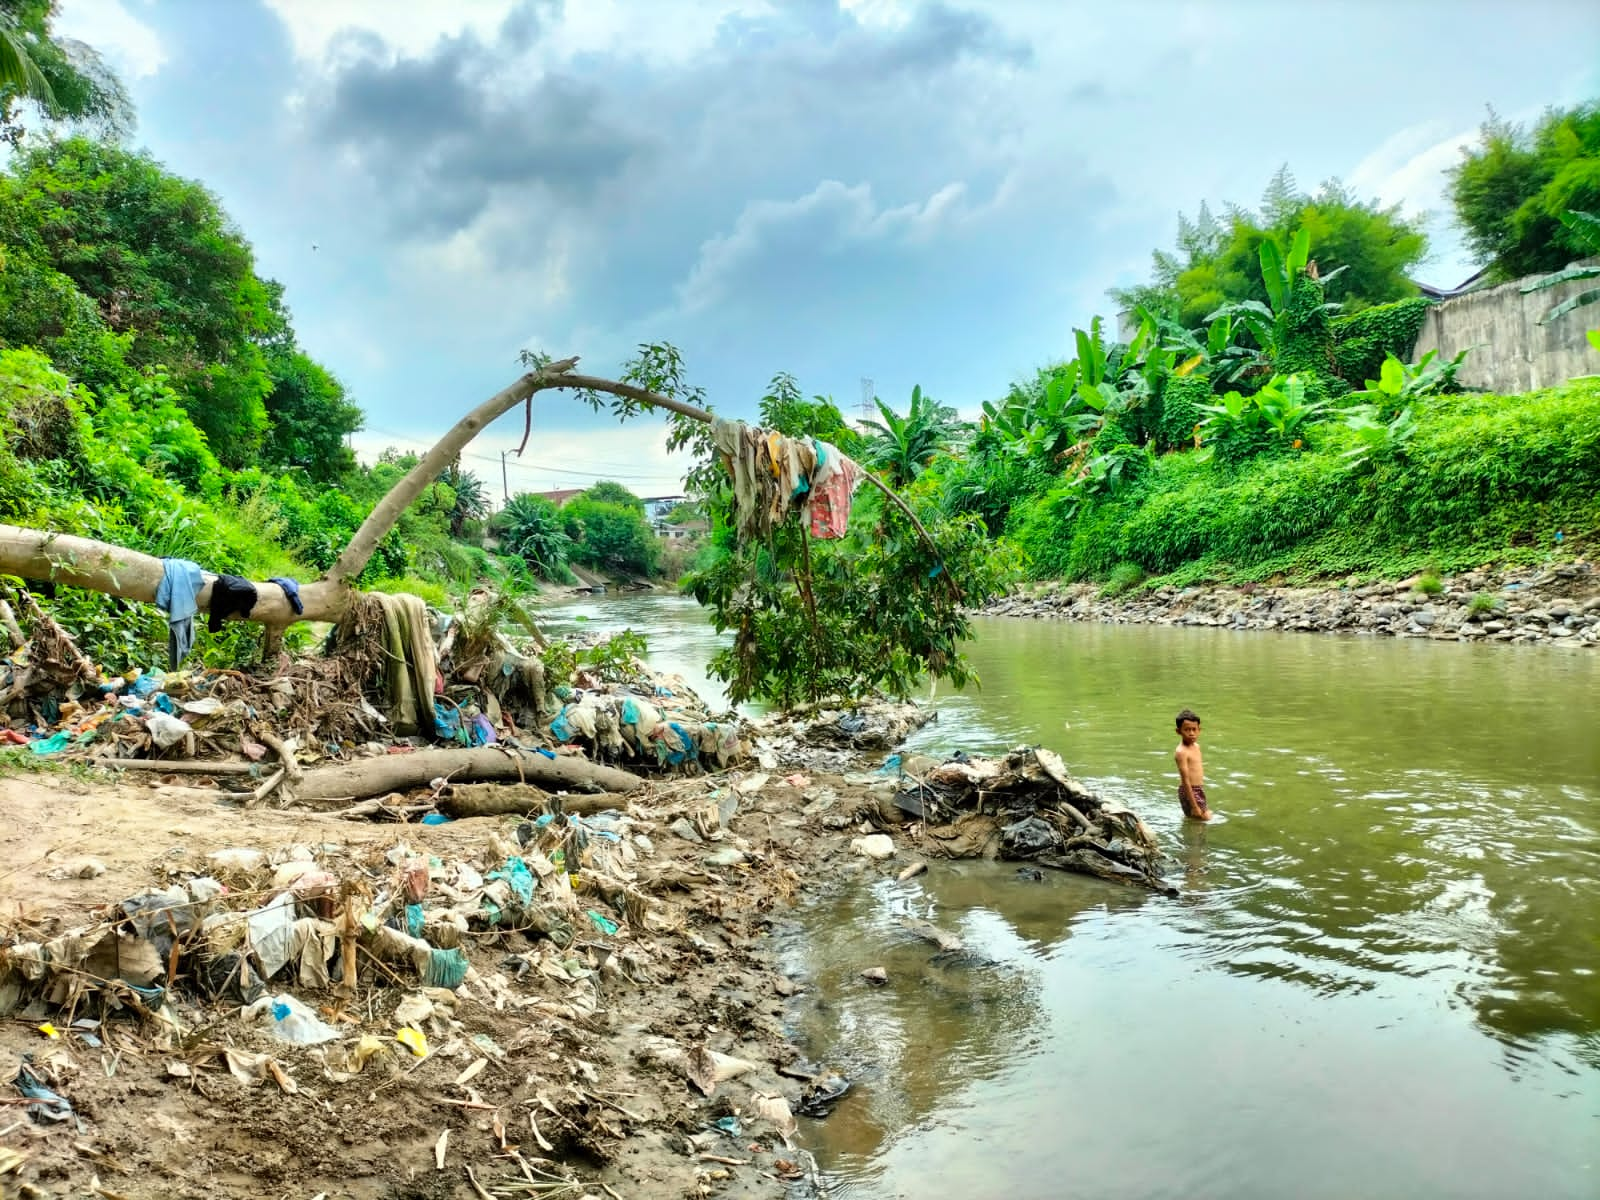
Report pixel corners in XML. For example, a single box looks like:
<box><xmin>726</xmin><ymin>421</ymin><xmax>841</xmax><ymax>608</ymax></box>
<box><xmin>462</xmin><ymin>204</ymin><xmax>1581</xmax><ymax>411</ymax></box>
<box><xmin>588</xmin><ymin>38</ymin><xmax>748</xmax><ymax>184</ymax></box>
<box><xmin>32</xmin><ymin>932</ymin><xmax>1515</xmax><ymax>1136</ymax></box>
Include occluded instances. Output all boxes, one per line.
<box><xmin>858</xmin><ymin>378</ymin><xmax>874</xmax><ymax>423</ymax></box>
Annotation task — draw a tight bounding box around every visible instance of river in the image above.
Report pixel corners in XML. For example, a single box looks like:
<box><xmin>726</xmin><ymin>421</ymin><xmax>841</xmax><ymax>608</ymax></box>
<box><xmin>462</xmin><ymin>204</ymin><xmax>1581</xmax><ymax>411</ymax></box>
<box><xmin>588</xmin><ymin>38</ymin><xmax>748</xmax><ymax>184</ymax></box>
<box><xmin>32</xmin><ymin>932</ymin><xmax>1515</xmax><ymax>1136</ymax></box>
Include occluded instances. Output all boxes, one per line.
<box><xmin>540</xmin><ymin>593</ymin><xmax>1600</xmax><ymax>1199</ymax></box>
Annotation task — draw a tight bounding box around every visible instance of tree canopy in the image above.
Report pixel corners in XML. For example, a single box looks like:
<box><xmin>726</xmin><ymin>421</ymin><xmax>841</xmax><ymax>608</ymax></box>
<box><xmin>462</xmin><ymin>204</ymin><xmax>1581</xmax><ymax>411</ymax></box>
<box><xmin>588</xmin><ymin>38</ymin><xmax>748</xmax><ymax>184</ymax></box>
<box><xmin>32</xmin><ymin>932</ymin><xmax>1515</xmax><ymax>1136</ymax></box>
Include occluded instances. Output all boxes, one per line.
<box><xmin>1448</xmin><ymin>102</ymin><xmax>1600</xmax><ymax>282</ymax></box>
<box><xmin>0</xmin><ymin>136</ymin><xmax>362</xmax><ymax>472</ymax></box>
<box><xmin>0</xmin><ymin>0</ymin><xmax>132</xmax><ymax>145</ymax></box>
<box><xmin>1112</xmin><ymin>168</ymin><xmax>1428</xmax><ymax>327</ymax></box>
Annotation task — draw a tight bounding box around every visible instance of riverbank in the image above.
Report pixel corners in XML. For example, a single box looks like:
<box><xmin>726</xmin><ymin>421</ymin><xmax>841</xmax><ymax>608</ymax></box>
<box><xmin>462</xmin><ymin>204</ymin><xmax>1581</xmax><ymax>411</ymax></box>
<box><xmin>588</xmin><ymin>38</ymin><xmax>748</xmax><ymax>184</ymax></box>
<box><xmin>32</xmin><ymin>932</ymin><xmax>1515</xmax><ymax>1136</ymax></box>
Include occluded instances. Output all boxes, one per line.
<box><xmin>981</xmin><ymin>558</ymin><xmax>1600</xmax><ymax>647</ymax></box>
<box><xmin>4</xmin><ymin>702</ymin><xmax>1132</xmax><ymax>1199</ymax></box>
<box><xmin>0</xmin><ymin>765</ymin><xmax>856</xmax><ymax>1199</ymax></box>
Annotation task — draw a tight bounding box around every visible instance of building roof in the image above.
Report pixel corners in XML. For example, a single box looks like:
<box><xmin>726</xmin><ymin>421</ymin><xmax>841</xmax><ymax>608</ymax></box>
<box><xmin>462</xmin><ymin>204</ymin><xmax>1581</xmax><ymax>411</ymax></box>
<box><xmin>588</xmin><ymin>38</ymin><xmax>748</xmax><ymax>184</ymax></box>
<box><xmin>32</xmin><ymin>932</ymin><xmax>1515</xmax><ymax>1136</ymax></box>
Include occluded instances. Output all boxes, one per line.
<box><xmin>531</xmin><ymin>488</ymin><xmax>586</xmax><ymax>507</ymax></box>
<box><xmin>1412</xmin><ymin>266</ymin><xmax>1490</xmax><ymax>301</ymax></box>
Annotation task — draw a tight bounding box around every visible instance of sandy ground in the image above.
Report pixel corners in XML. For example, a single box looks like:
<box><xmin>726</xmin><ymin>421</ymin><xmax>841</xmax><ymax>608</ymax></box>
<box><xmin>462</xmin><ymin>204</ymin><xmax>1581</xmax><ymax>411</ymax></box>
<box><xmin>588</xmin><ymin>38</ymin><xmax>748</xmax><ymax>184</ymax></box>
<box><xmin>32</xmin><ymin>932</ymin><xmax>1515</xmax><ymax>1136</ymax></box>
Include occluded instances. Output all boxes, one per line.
<box><xmin>0</xmin><ymin>766</ymin><xmax>875</xmax><ymax>1200</ymax></box>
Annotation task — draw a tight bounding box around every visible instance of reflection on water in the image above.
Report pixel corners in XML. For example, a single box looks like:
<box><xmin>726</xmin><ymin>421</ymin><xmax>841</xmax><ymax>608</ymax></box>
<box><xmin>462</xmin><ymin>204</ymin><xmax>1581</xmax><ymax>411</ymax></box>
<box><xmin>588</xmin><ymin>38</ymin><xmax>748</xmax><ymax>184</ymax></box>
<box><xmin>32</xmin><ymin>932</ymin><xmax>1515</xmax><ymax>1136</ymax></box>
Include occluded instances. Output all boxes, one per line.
<box><xmin>544</xmin><ymin>597</ymin><xmax>1600</xmax><ymax>1199</ymax></box>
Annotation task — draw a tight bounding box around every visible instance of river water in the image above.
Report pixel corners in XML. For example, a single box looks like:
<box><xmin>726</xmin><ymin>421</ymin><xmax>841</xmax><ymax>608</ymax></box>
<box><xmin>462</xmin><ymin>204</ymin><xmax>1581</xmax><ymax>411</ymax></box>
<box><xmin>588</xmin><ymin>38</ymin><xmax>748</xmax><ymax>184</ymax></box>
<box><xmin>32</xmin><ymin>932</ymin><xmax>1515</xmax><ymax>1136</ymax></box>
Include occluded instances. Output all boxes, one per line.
<box><xmin>540</xmin><ymin>594</ymin><xmax>1600</xmax><ymax>1199</ymax></box>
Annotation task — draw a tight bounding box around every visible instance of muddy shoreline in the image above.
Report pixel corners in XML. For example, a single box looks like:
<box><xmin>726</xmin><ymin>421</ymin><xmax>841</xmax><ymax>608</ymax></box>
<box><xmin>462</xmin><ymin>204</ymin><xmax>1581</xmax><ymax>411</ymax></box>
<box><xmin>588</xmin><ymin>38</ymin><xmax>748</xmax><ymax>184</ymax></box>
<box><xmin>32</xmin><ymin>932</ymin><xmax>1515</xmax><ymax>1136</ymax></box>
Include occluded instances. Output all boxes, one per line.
<box><xmin>981</xmin><ymin>560</ymin><xmax>1600</xmax><ymax>647</ymax></box>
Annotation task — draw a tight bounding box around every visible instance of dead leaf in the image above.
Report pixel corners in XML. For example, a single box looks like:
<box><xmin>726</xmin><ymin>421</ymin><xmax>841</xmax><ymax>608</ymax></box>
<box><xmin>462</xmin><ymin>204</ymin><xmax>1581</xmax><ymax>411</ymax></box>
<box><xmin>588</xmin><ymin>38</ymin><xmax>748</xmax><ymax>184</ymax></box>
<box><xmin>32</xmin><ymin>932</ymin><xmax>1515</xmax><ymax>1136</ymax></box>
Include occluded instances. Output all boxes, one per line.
<box><xmin>685</xmin><ymin>1044</ymin><xmax>717</xmax><ymax>1097</ymax></box>
<box><xmin>434</xmin><ymin>1129</ymin><xmax>449</xmax><ymax>1170</ymax></box>
<box><xmin>454</xmin><ymin>1057</ymin><xmax>486</xmax><ymax>1087</ymax></box>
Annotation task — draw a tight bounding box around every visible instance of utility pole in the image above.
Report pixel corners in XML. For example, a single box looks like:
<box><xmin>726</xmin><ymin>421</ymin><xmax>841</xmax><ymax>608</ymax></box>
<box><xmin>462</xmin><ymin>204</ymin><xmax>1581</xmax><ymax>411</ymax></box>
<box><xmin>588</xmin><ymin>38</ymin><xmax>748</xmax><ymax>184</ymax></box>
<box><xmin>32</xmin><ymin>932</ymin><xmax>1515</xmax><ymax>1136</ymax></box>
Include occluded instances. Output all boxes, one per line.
<box><xmin>500</xmin><ymin>450</ymin><xmax>509</xmax><ymax>504</ymax></box>
<box><xmin>859</xmin><ymin>378</ymin><xmax>874</xmax><ymax>423</ymax></box>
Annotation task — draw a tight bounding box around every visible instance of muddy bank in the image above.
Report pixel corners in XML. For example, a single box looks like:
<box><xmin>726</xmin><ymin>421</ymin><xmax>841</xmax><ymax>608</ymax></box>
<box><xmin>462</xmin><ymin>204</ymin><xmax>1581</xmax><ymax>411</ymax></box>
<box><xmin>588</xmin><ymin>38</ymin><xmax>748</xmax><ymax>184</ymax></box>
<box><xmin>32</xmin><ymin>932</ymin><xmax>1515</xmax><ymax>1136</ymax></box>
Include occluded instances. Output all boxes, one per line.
<box><xmin>982</xmin><ymin>559</ymin><xmax>1600</xmax><ymax>647</ymax></box>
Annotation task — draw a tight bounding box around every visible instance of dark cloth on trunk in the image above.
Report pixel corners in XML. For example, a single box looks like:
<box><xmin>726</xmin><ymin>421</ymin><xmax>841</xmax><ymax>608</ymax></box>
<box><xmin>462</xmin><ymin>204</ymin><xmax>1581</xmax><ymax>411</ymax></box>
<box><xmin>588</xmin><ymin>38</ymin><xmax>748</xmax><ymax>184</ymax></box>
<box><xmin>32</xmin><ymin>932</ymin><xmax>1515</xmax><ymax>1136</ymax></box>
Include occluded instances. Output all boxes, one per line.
<box><xmin>208</xmin><ymin>575</ymin><xmax>258</xmax><ymax>632</ymax></box>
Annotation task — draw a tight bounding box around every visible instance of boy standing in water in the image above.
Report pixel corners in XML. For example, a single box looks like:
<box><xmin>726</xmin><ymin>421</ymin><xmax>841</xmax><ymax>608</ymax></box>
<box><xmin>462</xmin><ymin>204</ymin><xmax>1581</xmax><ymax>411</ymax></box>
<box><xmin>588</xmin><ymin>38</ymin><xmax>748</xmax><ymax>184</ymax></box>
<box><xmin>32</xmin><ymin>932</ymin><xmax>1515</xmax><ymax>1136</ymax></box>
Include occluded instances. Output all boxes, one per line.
<box><xmin>1174</xmin><ymin>709</ymin><xmax>1211</xmax><ymax>821</ymax></box>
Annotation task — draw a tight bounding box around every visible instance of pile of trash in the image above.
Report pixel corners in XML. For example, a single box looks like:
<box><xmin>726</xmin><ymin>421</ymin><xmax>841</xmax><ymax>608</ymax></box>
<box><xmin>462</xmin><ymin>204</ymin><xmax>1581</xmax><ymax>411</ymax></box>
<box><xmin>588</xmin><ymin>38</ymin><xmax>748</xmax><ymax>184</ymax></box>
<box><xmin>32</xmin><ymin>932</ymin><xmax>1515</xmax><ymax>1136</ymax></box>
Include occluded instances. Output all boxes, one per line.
<box><xmin>749</xmin><ymin>700</ymin><xmax>935</xmax><ymax>772</ymax></box>
<box><xmin>871</xmin><ymin>746</ymin><xmax>1174</xmax><ymax>894</ymax></box>
<box><xmin>0</xmin><ymin>768</ymin><xmax>826</xmax><ymax>1195</ymax></box>
<box><xmin>544</xmin><ymin>672</ymin><xmax>747</xmax><ymax>773</ymax></box>
<box><xmin>0</xmin><ymin>584</ymin><xmax>752</xmax><ymax>785</ymax></box>
<box><xmin>0</xmin><ymin>804</ymin><xmax>650</xmax><ymax>1029</ymax></box>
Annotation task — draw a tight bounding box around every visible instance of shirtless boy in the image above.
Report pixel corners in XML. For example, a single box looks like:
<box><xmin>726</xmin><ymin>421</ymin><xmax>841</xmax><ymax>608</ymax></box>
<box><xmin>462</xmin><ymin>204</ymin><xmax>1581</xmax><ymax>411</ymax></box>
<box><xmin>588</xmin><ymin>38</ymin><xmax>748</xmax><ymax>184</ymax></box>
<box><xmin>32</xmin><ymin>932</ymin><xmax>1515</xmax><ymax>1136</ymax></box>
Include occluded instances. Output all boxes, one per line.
<box><xmin>1174</xmin><ymin>709</ymin><xmax>1211</xmax><ymax>821</ymax></box>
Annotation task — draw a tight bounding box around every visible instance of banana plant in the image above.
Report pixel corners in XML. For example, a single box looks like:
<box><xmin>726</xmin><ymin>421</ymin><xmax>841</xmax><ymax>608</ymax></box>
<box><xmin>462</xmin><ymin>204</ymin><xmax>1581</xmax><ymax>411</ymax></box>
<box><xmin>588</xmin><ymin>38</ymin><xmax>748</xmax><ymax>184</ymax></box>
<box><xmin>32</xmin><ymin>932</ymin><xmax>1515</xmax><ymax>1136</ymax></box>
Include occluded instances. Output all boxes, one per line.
<box><xmin>1206</xmin><ymin>227</ymin><xmax>1342</xmax><ymax>370</ymax></box>
<box><xmin>1346</xmin><ymin>349</ymin><xmax>1472</xmax><ymax>414</ymax></box>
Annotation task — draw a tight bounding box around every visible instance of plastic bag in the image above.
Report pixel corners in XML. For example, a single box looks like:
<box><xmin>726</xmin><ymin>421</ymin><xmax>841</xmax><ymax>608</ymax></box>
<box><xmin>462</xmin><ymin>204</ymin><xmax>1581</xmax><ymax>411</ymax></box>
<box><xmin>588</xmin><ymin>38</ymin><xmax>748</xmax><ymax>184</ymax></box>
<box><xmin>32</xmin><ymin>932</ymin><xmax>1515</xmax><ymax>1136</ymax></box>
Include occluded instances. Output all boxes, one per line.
<box><xmin>145</xmin><ymin>711</ymin><xmax>192</xmax><ymax>748</ymax></box>
<box><xmin>244</xmin><ymin>993</ymin><xmax>340</xmax><ymax>1045</ymax></box>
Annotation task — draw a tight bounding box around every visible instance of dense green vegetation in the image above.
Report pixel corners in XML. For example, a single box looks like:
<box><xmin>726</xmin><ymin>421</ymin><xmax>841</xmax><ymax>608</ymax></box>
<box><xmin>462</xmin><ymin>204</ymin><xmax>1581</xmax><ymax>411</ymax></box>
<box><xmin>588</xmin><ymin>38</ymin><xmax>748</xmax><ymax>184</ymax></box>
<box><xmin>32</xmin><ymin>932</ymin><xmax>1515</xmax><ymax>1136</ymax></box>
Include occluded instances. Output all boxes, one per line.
<box><xmin>1112</xmin><ymin>168</ymin><xmax>1428</xmax><ymax>325</ymax></box>
<box><xmin>893</xmin><ymin>148</ymin><xmax>1600</xmax><ymax>590</ymax></box>
<box><xmin>1450</xmin><ymin>102</ymin><xmax>1600</xmax><ymax>282</ymax></box>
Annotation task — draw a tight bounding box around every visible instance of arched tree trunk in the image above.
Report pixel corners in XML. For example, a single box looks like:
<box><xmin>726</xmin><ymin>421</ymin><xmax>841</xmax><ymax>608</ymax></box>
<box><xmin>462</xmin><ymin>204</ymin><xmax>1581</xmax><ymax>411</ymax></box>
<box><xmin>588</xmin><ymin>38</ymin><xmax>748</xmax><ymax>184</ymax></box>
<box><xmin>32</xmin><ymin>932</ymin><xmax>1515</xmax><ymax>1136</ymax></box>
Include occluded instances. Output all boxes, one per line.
<box><xmin>0</xmin><ymin>357</ymin><xmax>578</xmax><ymax>627</ymax></box>
<box><xmin>0</xmin><ymin>352</ymin><xmax>945</xmax><ymax>629</ymax></box>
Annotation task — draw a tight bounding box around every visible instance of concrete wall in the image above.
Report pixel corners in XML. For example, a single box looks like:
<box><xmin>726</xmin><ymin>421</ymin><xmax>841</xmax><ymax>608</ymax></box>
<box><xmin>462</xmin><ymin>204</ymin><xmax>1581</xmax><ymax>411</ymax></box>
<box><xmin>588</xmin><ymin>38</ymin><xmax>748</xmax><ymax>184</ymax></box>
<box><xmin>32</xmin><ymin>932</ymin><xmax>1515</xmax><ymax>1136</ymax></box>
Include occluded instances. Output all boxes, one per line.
<box><xmin>1412</xmin><ymin>260</ymin><xmax>1600</xmax><ymax>392</ymax></box>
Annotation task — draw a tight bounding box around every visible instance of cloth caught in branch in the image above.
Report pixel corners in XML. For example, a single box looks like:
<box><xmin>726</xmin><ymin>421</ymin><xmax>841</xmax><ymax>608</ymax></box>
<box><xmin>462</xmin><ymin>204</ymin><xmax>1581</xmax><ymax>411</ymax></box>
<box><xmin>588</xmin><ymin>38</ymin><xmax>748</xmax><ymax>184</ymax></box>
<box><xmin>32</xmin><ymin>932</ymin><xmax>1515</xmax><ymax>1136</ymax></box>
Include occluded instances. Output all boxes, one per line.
<box><xmin>807</xmin><ymin>442</ymin><xmax>863</xmax><ymax>540</ymax></box>
<box><xmin>208</xmin><ymin>575</ymin><xmax>258</xmax><ymax>632</ymax></box>
<box><xmin>711</xmin><ymin>419</ymin><xmax>865</xmax><ymax>542</ymax></box>
<box><xmin>268</xmin><ymin>576</ymin><xmax>304</xmax><ymax>615</ymax></box>
<box><xmin>370</xmin><ymin>592</ymin><xmax>439</xmax><ymax>736</ymax></box>
<box><xmin>155</xmin><ymin>558</ymin><xmax>205</xmax><ymax>669</ymax></box>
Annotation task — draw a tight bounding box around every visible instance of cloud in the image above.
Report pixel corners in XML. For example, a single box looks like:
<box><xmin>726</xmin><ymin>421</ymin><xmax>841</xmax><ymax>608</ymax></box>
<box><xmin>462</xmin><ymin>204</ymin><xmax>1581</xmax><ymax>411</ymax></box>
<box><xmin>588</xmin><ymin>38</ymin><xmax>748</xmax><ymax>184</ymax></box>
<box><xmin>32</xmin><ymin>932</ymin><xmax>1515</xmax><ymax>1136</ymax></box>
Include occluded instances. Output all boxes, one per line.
<box><xmin>677</xmin><ymin>178</ymin><xmax>978</xmax><ymax>313</ymax></box>
<box><xmin>54</xmin><ymin>0</ymin><xmax>167</xmax><ymax>80</ymax></box>
<box><xmin>262</xmin><ymin>0</ymin><xmax>522</xmax><ymax>62</ymax></box>
<box><xmin>308</xmin><ymin>20</ymin><xmax>647</xmax><ymax>240</ymax></box>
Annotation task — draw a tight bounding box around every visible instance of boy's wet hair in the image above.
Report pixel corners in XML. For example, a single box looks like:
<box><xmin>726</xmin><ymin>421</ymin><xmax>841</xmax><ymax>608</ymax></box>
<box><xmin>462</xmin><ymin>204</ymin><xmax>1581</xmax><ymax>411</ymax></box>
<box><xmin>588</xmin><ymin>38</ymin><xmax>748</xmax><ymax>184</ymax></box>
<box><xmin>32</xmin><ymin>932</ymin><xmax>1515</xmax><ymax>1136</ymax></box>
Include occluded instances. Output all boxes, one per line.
<box><xmin>1175</xmin><ymin>708</ymin><xmax>1201</xmax><ymax>730</ymax></box>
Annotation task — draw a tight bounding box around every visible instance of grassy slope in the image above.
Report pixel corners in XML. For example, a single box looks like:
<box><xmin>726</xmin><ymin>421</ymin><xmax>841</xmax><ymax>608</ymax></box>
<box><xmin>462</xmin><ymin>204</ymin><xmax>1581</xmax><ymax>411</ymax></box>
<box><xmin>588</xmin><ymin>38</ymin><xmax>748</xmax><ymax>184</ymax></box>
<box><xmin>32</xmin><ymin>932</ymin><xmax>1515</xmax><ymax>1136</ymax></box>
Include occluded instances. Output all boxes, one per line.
<box><xmin>1009</xmin><ymin>377</ymin><xmax>1600</xmax><ymax>587</ymax></box>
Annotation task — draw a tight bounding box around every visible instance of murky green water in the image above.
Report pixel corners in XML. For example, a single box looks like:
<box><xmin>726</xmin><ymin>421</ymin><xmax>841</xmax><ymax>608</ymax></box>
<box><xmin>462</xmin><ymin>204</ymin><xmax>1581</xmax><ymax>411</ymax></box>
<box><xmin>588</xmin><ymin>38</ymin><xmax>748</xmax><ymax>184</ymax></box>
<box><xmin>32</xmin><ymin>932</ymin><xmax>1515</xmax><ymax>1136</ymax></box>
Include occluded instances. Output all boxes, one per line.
<box><xmin>543</xmin><ymin>595</ymin><xmax>1600</xmax><ymax>1199</ymax></box>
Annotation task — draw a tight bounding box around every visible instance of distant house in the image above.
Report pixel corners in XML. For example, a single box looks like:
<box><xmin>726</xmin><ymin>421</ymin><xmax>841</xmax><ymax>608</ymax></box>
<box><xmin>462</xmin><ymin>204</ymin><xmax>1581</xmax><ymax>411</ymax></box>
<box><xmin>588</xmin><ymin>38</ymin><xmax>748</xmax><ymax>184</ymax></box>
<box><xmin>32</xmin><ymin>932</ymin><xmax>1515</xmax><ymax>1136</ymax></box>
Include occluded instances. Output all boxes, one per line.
<box><xmin>531</xmin><ymin>488</ymin><xmax>586</xmax><ymax>508</ymax></box>
<box><xmin>657</xmin><ymin>518</ymin><xmax>709</xmax><ymax>541</ymax></box>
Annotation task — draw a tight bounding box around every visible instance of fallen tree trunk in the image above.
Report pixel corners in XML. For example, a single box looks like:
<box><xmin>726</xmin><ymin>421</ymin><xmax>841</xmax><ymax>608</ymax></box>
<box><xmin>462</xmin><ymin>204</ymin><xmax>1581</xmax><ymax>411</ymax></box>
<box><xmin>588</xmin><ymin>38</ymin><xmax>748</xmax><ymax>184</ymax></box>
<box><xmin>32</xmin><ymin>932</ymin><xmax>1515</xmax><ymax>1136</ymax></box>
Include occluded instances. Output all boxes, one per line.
<box><xmin>0</xmin><ymin>358</ymin><xmax>581</xmax><ymax>629</ymax></box>
<box><xmin>295</xmin><ymin>748</ymin><xmax>644</xmax><ymax>803</ymax></box>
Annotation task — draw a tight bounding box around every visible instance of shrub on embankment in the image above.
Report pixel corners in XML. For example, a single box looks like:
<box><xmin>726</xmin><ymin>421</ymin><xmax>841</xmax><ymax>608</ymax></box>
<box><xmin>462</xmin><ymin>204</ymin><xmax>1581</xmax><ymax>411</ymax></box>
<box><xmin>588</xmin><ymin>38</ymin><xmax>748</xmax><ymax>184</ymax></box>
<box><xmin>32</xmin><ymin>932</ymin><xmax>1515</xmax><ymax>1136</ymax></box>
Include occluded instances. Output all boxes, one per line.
<box><xmin>1006</xmin><ymin>378</ymin><xmax>1600</xmax><ymax>584</ymax></box>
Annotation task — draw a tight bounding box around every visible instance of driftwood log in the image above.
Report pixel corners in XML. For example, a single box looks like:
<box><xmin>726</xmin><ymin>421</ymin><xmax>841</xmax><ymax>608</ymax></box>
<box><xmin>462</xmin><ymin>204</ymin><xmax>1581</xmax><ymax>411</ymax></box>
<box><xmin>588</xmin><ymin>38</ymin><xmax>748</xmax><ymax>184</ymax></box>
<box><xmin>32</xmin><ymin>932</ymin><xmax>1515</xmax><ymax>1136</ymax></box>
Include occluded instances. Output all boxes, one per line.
<box><xmin>294</xmin><ymin>748</ymin><xmax>643</xmax><ymax>804</ymax></box>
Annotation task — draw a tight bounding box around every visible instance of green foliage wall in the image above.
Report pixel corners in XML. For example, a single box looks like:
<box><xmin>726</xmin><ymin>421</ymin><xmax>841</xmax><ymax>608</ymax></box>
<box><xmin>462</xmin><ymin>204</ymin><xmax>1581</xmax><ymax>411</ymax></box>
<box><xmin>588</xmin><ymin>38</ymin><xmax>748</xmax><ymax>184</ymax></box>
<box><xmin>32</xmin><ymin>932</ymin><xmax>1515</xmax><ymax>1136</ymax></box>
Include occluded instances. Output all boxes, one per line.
<box><xmin>1157</xmin><ymin>374</ymin><xmax>1212</xmax><ymax>451</ymax></box>
<box><xmin>1331</xmin><ymin>297</ymin><xmax>1432</xmax><ymax>384</ymax></box>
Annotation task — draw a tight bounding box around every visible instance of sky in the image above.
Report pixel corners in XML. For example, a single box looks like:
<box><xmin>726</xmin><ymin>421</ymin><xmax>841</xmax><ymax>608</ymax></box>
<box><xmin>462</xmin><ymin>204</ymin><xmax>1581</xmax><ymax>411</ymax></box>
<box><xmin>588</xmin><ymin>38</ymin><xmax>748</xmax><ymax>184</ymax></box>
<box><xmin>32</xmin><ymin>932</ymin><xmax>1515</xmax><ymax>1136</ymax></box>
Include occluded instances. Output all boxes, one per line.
<box><xmin>54</xmin><ymin>0</ymin><xmax>1600</xmax><ymax>498</ymax></box>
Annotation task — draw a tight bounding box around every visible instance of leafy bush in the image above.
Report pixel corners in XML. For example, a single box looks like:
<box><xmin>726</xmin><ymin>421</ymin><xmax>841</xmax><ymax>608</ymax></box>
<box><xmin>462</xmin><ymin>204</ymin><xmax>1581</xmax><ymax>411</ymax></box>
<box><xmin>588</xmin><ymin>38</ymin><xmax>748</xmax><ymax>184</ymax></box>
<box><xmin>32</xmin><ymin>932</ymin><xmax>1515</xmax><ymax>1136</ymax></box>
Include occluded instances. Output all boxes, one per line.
<box><xmin>1468</xmin><ymin>592</ymin><xmax>1497</xmax><ymax>615</ymax></box>
<box><xmin>580</xmin><ymin>629</ymin><xmax>650</xmax><ymax>680</ymax></box>
<box><xmin>369</xmin><ymin>575</ymin><xmax>453</xmax><ymax>609</ymax></box>
<box><xmin>563</xmin><ymin>497</ymin><xmax>659</xmax><ymax>577</ymax></box>
<box><xmin>1331</xmin><ymin>297</ymin><xmax>1431</xmax><ymax>384</ymax></box>
<box><xmin>497</xmin><ymin>493</ymin><xmax>574</xmax><ymax>579</ymax></box>
<box><xmin>1200</xmin><ymin>374</ymin><xmax>1327</xmax><ymax>463</ymax></box>
<box><xmin>1158</xmin><ymin>373</ymin><xmax>1212</xmax><ymax>451</ymax></box>
<box><xmin>1101</xmin><ymin>561</ymin><xmax>1145</xmax><ymax>596</ymax></box>
<box><xmin>1346</xmin><ymin>350</ymin><xmax>1470</xmax><ymax>415</ymax></box>
<box><xmin>1009</xmin><ymin>378</ymin><xmax>1600</xmax><ymax>584</ymax></box>
<box><xmin>1414</xmin><ymin>570</ymin><xmax>1443</xmax><ymax>596</ymax></box>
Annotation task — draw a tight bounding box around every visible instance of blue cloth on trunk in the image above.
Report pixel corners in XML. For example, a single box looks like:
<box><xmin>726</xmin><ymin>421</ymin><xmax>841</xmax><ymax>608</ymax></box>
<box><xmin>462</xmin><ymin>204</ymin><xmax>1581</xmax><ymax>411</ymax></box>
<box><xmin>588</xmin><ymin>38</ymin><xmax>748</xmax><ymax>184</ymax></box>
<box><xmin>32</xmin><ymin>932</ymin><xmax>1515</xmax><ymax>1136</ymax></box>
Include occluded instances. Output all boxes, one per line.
<box><xmin>267</xmin><ymin>576</ymin><xmax>304</xmax><ymax>615</ymax></box>
<box><xmin>155</xmin><ymin>559</ymin><xmax>204</xmax><ymax>668</ymax></box>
